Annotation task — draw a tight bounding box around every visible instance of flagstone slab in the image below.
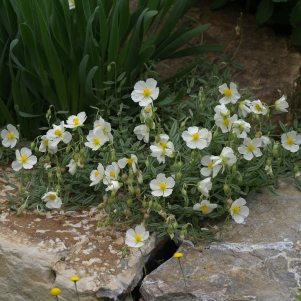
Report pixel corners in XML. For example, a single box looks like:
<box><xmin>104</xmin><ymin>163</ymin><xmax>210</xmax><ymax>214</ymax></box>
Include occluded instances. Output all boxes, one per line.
<box><xmin>140</xmin><ymin>178</ymin><xmax>301</xmax><ymax>300</ymax></box>
<box><xmin>0</xmin><ymin>168</ymin><xmax>159</xmax><ymax>301</ymax></box>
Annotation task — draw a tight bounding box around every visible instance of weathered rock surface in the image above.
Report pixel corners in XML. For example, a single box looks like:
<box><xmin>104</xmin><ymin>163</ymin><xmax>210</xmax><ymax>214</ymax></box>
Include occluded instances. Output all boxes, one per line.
<box><xmin>140</xmin><ymin>178</ymin><xmax>301</xmax><ymax>301</ymax></box>
<box><xmin>0</xmin><ymin>168</ymin><xmax>160</xmax><ymax>301</ymax></box>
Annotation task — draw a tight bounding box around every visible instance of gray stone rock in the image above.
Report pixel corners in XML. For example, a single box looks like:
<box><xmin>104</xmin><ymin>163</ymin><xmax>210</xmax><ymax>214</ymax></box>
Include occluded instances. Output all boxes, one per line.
<box><xmin>0</xmin><ymin>168</ymin><xmax>159</xmax><ymax>301</ymax></box>
<box><xmin>140</xmin><ymin>178</ymin><xmax>301</xmax><ymax>301</ymax></box>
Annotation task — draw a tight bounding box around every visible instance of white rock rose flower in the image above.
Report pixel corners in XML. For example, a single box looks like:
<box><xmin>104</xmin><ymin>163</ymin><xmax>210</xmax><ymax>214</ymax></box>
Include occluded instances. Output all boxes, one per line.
<box><xmin>232</xmin><ymin>120</ymin><xmax>251</xmax><ymax>138</ymax></box>
<box><xmin>118</xmin><ymin>154</ymin><xmax>138</xmax><ymax>173</ymax></box>
<box><xmin>133</xmin><ymin>124</ymin><xmax>150</xmax><ymax>143</ymax></box>
<box><xmin>211</xmin><ymin>147</ymin><xmax>237</xmax><ymax>172</ymax></box>
<box><xmin>238</xmin><ymin>100</ymin><xmax>251</xmax><ymax>118</ymax></box>
<box><xmin>104</xmin><ymin>180</ymin><xmax>120</xmax><ymax>192</ymax></box>
<box><xmin>90</xmin><ymin>163</ymin><xmax>105</xmax><ymax>186</ymax></box>
<box><xmin>150</xmin><ymin>173</ymin><xmax>175</xmax><ymax>197</ymax></box>
<box><xmin>181</xmin><ymin>126</ymin><xmax>211</xmax><ymax>149</ymax></box>
<box><xmin>218</xmin><ymin>82</ymin><xmax>240</xmax><ymax>104</ymax></box>
<box><xmin>105</xmin><ymin>162</ymin><xmax>120</xmax><ymax>181</ymax></box>
<box><xmin>197</xmin><ymin>177</ymin><xmax>212</xmax><ymax>197</ymax></box>
<box><xmin>193</xmin><ymin>200</ymin><xmax>217</xmax><ymax>214</ymax></box>
<box><xmin>200</xmin><ymin>155</ymin><xmax>222</xmax><ymax>178</ymax></box>
<box><xmin>12</xmin><ymin>147</ymin><xmax>37</xmax><ymax>171</ymax></box>
<box><xmin>275</xmin><ymin>95</ymin><xmax>289</xmax><ymax>112</ymax></box>
<box><xmin>68</xmin><ymin>0</ymin><xmax>75</xmax><ymax>9</ymax></box>
<box><xmin>39</xmin><ymin>135</ymin><xmax>57</xmax><ymax>154</ymax></box>
<box><xmin>238</xmin><ymin>137</ymin><xmax>262</xmax><ymax>160</ymax></box>
<box><xmin>66</xmin><ymin>159</ymin><xmax>77</xmax><ymax>175</ymax></box>
<box><xmin>65</xmin><ymin>112</ymin><xmax>87</xmax><ymax>128</ymax></box>
<box><xmin>281</xmin><ymin>131</ymin><xmax>301</xmax><ymax>153</ymax></box>
<box><xmin>85</xmin><ymin>128</ymin><xmax>109</xmax><ymax>150</ymax></box>
<box><xmin>250</xmin><ymin>100</ymin><xmax>267</xmax><ymax>115</ymax></box>
<box><xmin>42</xmin><ymin>192</ymin><xmax>62</xmax><ymax>209</ymax></box>
<box><xmin>150</xmin><ymin>134</ymin><xmax>174</xmax><ymax>164</ymax></box>
<box><xmin>230</xmin><ymin>198</ymin><xmax>249</xmax><ymax>224</ymax></box>
<box><xmin>1</xmin><ymin>124</ymin><xmax>19</xmax><ymax>148</ymax></box>
<box><xmin>93</xmin><ymin>117</ymin><xmax>113</xmax><ymax>141</ymax></box>
<box><xmin>125</xmin><ymin>225</ymin><xmax>149</xmax><ymax>248</ymax></box>
<box><xmin>131</xmin><ymin>78</ymin><xmax>159</xmax><ymax>107</ymax></box>
<box><xmin>46</xmin><ymin>121</ymin><xmax>72</xmax><ymax>146</ymax></box>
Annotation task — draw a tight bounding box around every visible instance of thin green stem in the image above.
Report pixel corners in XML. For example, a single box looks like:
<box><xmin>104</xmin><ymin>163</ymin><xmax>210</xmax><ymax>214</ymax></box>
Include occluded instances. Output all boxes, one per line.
<box><xmin>178</xmin><ymin>258</ymin><xmax>190</xmax><ymax>298</ymax></box>
<box><xmin>74</xmin><ymin>283</ymin><xmax>80</xmax><ymax>301</ymax></box>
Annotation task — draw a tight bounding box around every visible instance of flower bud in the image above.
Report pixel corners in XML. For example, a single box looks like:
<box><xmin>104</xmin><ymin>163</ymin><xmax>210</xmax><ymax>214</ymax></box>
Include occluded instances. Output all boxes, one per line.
<box><xmin>73</xmin><ymin>154</ymin><xmax>79</xmax><ymax>162</ymax></box>
<box><xmin>110</xmin><ymin>149</ymin><xmax>116</xmax><ymax>161</ymax></box>
<box><xmin>142</xmin><ymin>199</ymin><xmax>147</xmax><ymax>208</ymax></box>
<box><xmin>56</xmin><ymin>167</ymin><xmax>61</xmax><ymax>174</ymax></box>
<box><xmin>80</xmin><ymin>148</ymin><xmax>85</xmax><ymax>155</ymax></box>
<box><xmin>213</xmin><ymin>225</ymin><xmax>219</xmax><ymax>232</ymax></box>
<box><xmin>121</xmin><ymin>174</ymin><xmax>128</xmax><ymax>182</ymax></box>
<box><xmin>157</xmin><ymin>204</ymin><xmax>163</xmax><ymax>211</ymax></box>
<box><xmin>145</xmin><ymin>159</ymin><xmax>150</xmax><ymax>167</ymax></box>
<box><xmin>107</xmin><ymin>64</ymin><xmax>111</xmax><ymax>72</ymax></box>
<box><xmin>167</xmin><ymin>224</ymin><xmax>173</xmax><ymax>232</ymax></box>
<box><xmin>75</xmin><ymin>146</ymin><xmax>79</xmax><ymax>152</ymax></box>
<box><xmin>48</xmin><ymin>171</ymin><xmax>53</xmax><ymax>180</ymax></box>
<box><xmin>294</xmin><ymin>165</ymin><xmax>299</xmax><ymax>174</ymax></box>
<box><xmin>144</xmin><ymin>213</ymin><xmax>149</xmax><ymax>220</ymax></box>
<box><xmin>255</xmin><ymin>131</ymin><xmax>262</xmax><ymax>138</ymax></box>
<box><xmin>129</xmin><ymin>185</ymin><xmax>135</xmax><ymax>194</ymax></box>
<box><xmin>56</xmin><ymin>185</ymin><xmax>61</xmax><ymax>192</ymax></box>
<box><xmin>135</xmin><ymin>187</ymin><xmax>141</xmax><ymax>198</ymax></box>
<box><xmin>141</xmin><ymin>208</ymin><xmax>147</xmax><ymax>214</ymax></box>
<box><xmin>227</xmin><ymin>198</ymin><xmax>233</xmax><ymax>208</ymax></box>
<box><xmin>148</xmin><ymin>200</ymin><xmax>153</xmax><ymax>208</ymax></box>
<box><xmin>155</xmin><ymin>135</ymin><xmax>160</xmax><ymax>143</ymax></box>
<box><xmin>181</xmin><ymin>188</ymin><xmax>187</xmax><ymax>196</ymax></box>
<box><xmin>79</xmin><ymin>158</ymin><xmax>85</xmax><ymax>165</ymax></box>
<box><xmin>20</xmin><ymin>186</ymin><xmax>26</xmax><ymax>193</ymax></box>
<box><xmin>176</xmin><ymin>172</ymin><xmax>182</xmax><ymax>180</ymax></box>
<box><xmin>124</xmin><ymin>208</ymin><xmax>131</xmax><ymax>217</ymax></box>
<box><xmin>45</xmin><ymin>155</ymin><xmax>50</xmax><ymax>162</ymax></box>
<box><xmin>213</xmin><ymin>128</ymin><xmax>219</xmax><ymax>138</ymax></box>
<box><xmin>66</xmin><ymin>145</ymin><xmax>71</xmax><ymax>154</ymax></box>
<box><xmin>140</xmin><ymin>115</ymin><xmax>145</xmax><ymax>123</ymax></box>
<box><xmin>46</xmin><ymin>109</ymin><xmax>51</xmax><ymax>119</ymax></box>
<box><xmin>231</xmin><ymin>165</ymin><xmax>237</xmax><ymax>173</ymax></box>
<box><xmin>30</xmin><ymin>142</ymin><xmax>35</xmax><ymax>150</ymax></box>
<box><xmin>176</xmin><ymin>161</ymin><xmax>183</xmax><ymax>169</ymax></box>
<box><xmin>223</xmin><ymin>184</ymin><xmax>230</xmax><ymax>193</ymax></box>
<box><xmin>266</xmin><ymin>158</ymin><xmax>272</xmax><ymax>166</ymax></box>
<box><xmin>180</xmin><ymin>229</ymin><xmax>187</xmax><ymax>239</ymax></box>
<box><xmin>238</xmin><ymin>176</ymin><xmax>243</xmax><ymax>182</ymax></box>
<box><xmin>173</xmin><ymin>221</ymin><xmax>178</xmax><ymax>230</ymax></box>
<box><xmin>235</xmin><ymin>25</ymin><xmax>240</xmax><ymax>36</ymax></box>
<box><xmin>126</xmin><ymin>199</ymin><xmax>133</xmax><ymax>207</ymax></box>
<box><xmin>180</xmin><ymin>121</ymin><xmax>186</xmax><ymax>131</ymax></box>
<box><xmin>191</xmin><ymin>150</ymin><xmax>196</xmax><ymax>159</ymax></box>
<box><xmin>108</xmin><ymin>197</ymin><xmax>115</xmax><ymax>204</ymax></box>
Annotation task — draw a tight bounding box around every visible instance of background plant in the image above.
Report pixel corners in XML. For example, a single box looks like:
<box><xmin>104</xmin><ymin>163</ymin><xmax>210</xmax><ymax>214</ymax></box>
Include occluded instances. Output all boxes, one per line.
<box><xmin>210</xmin><ymin>0</ymin><xmax>301</xmax><ymax>46</ymax></box>
<box><xmin>0</xmin><ymin>0</ymin><xmax>224</xmax><ymax>139</ymax></box>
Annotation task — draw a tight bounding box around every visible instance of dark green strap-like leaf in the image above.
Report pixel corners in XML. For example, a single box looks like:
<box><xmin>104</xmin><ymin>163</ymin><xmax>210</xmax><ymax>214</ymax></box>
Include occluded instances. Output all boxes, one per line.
<box><xmin>0</xmin><ymin>97</ymin><xmax>15</xmax><ymax>124</ymax></box>
<box><xmin>153</xmin><ymin>24</ymin><xmax>211</xmax><ymax>60</ymax></box>
<box><xmin>165</xmin><ymin>44</ymin><xmax>225</xmax><ymax>60</ymax></box>
<box><xmin>256</xmin><ymin>0</ymin><xmax>274</xmax><ymax>24</ymax></box>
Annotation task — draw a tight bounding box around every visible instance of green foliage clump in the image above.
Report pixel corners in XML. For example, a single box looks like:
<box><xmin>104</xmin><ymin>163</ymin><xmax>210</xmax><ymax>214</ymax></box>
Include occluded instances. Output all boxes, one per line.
<box><xmin>1</xmin><ymin>57</ymin><xmax>301</xmax><ymax>242</ymax></box>
<box><xmin>0</xmin><ymin>0</ymin><xmax>224</xmax><ymax>139</ymax></box>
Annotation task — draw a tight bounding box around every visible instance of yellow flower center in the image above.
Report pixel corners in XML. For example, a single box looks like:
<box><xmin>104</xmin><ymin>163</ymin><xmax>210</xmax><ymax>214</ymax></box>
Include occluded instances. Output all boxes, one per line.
<box><xmin>223</xmin><ymin>119</ymin><xmax>230</xmax><ymax>126</ymax></box>
<box><xmin>96</xmin><ymin>123</ymin><xmax>103</xmax><ymax>128</ymax></box>
<box><xmin>224</xmin><ymin>89</ymin><xmax>232</xmax><ymax>97</ymax></box>
<box><xmin>21</xmin><ymin>155</ymin><xmax>28</xmax><ymax>163</ymax></box>
<box><xmin>73</xmin><ymin>117</ymin><xmax>80</xmax><ymax>126</ymax></box>
<box><xmin>192</xmin><ymin>133</ymin><xmax>199</xmax><ymax>141</ymax></box>
<box><xmin>159</xmin><ymin>182</ymin><xmax>167</xmax><ymax>191</ymax></box>
<box><xmin>201</xmin><ymin>204</ymin><xmax>209</xmax><ymax>214</ymax></box>
<box><xmin>72</xmin><ymin>0</ymin><xmax>75</xmax><ymax>4</ymax></box>
<box><xmin>43</xmin><ymin>139</ymin><xmax>49</xmax><ymax>146</ymax></box>
<box><xmin>160</xmin><ymin>142</ymin><xmax>168</xmax><ymax>149</ymax></box>
<box><xmin>287</xmin><ymin>137</ymin><xmax>294</xmax><ymax>145</ymax></box>
<box><xmin>255</xmin><ymin>104</ymin><xmax>262</xmax><ymax>112</ymax></box>
<box><xmin>233</xmin><ymin>206</ymin><xmax>241</xmax><ymax>214</ymax></box>
<box><xmin>127</xmin><ymin>158</ymin><xmax>134</xmax><ymax>164</ymax></box>
<box><xmin>54</xmin><ymin>129</ymin><xmax>63</xmax><ymax>137</ymax></box>
<box><xmin>110</xmin><ymin>171</ymin><xmax>115</xmax><ymax>177</ymax></box>
<box><xmin>49</xmin><ymin>194</ymin><xmax>56</xmax><ymax>201</ymax></box>
<box><xmin>247</xmin><ymin>144</ymin><xmax>255</xmax><ymax>152</ymax></box>
<box><xmin>143</xmin><ymin>88</ymin><xmax>151</xmax><ymax>98</ymax></box>
<box><xmin>95</xmin><ymin>171</ymin><xmax>100</xmax><ymax>177</ymax></box>
<box><xmin>92</xmin><ymin>137</ymin><xmax>101</xmax><ymax>145</ymax></box>
<box><xmin>134</xmin><ymin>234</ymin><xmax>142</xmax><ymax>243</ymax></box>
<box><xmin>7</xmin><ymin>133</ymin><xmax>15</xmax><ymax>140</ymax></box>
<box><xmin>208</xmin><ymin>161</ymin><xmax>214</xmax><ymax>170</ymax></box>
<box><xmin>144</xmin><ymin>107</ymin><xmax>152</xmax><ymax>113</ymax></box>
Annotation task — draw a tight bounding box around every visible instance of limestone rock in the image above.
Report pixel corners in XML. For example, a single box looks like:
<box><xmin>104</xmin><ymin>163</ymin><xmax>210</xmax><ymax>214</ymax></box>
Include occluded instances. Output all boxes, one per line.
<box><xmin>0</xmin><ymin>168</ymin><xmax>158</xmax><ymax>301</ymax></box>
<box><xmin>140</xmin><ymin>178</ymin><xmax>301</xmax><ymax>300</ymax></box>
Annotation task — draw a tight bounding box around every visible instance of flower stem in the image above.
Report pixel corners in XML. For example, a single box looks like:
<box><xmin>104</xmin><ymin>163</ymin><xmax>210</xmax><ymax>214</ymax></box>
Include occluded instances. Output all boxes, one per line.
<box><xmin>74</xmin><ymin>283</ymin><xmax>80</xmax><ymax>301</ymax></box>
<box><xmin>178</xmin><ymin>258</ymin><xmax>189</xmax><ymax>297</ymax></box>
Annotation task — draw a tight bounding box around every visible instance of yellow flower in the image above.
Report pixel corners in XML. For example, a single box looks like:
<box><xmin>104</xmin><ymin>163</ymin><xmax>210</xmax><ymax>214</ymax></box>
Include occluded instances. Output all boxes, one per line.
<box><xmin>173</xmin><ymin>252</ymin><xmax>183</xmax><ymax>258</ymax></box>
<box><xmin>70</xmin><ymin>276</ymin><xmax>80</xmax><ymax>282</ymax></box>
<box><xmin>50</xmin><ymin>288</ymin><xmax>61</xmax><ymax>296</ymax></box>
